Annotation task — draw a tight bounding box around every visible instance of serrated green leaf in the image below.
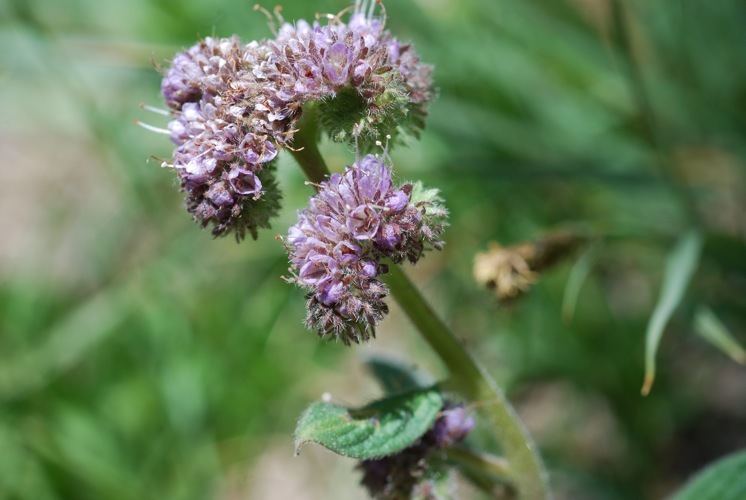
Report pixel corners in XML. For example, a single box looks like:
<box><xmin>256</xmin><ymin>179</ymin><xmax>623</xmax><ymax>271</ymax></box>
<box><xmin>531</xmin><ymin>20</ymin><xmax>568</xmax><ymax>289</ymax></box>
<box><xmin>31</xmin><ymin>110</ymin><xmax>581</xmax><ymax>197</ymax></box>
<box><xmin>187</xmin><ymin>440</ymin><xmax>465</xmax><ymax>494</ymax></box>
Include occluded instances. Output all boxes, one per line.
<box><xmin>642</xmin><ymin>230</ymin><xmax>703</xmax><ymax>396</ymax></box>
<box><xmin>693</xmin><ymin>306</ymin><xmax>746</xmax><ymax>365</ymax></box>
<box><xmin>294</xmin><ymin>388</ymin><xmax>443</xmax><ymax>459</ymax></box>
<box><xmin>674</xmin><ymin>449</ymin><xmax>746</xmax><ymax>500</ymax></box>
<box><xmin>365</xmin><ymin>356</ymin><xmax>427</xmax><ymax>394</ymax></box>
<box><xmin>410</xmin><ymin>182</ymin><xmax>445</xmax><ymax>212</ymax></box>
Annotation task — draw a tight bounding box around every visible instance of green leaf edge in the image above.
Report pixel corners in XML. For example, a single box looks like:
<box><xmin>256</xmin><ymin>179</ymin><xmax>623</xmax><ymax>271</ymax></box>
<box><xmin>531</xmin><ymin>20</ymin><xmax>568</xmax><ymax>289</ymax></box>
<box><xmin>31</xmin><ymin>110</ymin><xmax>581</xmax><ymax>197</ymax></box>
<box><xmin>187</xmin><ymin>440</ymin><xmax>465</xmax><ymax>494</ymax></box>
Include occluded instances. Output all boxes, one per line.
<box><xmin>674</xmin><ymin>448</ymin><xmax>746</xmax><ymax>500</ymax></box>
<box><xmin>693</xmin><ymin>306</ymin><xmax>746</xmax><ymax>365</ymax></box>
<box><xmin>364</xmin><ymin>355</ymin><xmax>429</xmax><ymax>394</ymax></box>
<box><xmin>294</xmin><ymin>387</ymin><xmax>443</xmax><ymax>459</ymax></box>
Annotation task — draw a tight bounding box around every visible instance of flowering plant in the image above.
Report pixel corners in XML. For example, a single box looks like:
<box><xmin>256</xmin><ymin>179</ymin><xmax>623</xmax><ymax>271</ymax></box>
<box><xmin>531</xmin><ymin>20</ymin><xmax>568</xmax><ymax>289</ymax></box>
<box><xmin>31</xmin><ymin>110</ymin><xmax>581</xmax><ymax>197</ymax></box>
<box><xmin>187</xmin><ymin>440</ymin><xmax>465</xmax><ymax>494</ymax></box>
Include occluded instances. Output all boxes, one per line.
<box><xmin>143</xmin><ymin>2</ymin><xmax>549</xmax><ymax>498</ymax></box>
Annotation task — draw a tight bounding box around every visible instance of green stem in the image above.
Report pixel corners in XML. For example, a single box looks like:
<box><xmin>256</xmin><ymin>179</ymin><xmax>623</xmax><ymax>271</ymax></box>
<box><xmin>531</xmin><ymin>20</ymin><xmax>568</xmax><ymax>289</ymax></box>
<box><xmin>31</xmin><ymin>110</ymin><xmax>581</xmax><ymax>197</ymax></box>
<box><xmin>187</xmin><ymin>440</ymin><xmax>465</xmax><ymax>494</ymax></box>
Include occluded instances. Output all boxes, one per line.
<box><xmin>290</xmin><ymin>121</ymin><xmax>550</xmax><ymax>499</ymax></box>
<box><xmin>289</xmin><ymin>102</ymin><xmax>329</xmax><ymax>184</ymax></box>
<box><xmin>609</xmin><ymin>0</ymin><xmax>701</xmax><ymax>226</ymax></box>
<box><xmin>445</xmin><ymin>446</ymin><xmax>512</xmax><ymax>483</ymax></box>
<box><xmin>383</xmin><ymin>264</ymin><xmax>549</xmax><ymax>500</ymax></box>
<box><xmin>444</xmin><ymin>447</ymin><xmax>516</xmax><ymax>498</ymax></box>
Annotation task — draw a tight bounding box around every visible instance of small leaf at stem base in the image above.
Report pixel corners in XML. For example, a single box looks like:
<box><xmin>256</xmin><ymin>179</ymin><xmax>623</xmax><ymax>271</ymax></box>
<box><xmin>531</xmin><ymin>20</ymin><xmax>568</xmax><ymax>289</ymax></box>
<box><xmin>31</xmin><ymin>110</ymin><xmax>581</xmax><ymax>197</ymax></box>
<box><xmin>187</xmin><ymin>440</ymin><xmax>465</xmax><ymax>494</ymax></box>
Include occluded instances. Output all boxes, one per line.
<box><xmin>294</xmin><ymin>387</ymin><xmax>444</xmax><ymax>459</ymax></box>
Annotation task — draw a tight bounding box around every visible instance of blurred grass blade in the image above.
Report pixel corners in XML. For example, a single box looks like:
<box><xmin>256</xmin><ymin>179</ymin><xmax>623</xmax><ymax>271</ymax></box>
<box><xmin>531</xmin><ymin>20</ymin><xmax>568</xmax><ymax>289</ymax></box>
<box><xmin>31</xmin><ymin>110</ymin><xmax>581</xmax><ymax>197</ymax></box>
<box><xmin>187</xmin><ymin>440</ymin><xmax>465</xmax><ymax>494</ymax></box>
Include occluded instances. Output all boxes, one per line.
<box><xmin>674</xmin><ymin>448</ymin><xmax>746</xmax><ymax>500</ymax></box>
<box><xmin>562</xmin><ymin>242</ymin><xmax>601</xmax><ymax>324</ymax></box>
<box><xmin>693</xmin><ymin>306</ymin><xmax>746</xmax><ymax>364</ymax></box>
<box><xmin>0</xmin><ymin>289</ymin><xmax>124</xmax><ymax>401</ymax></box>
<box><xmin>641</xmin><ymin>230</ymin><xmax>703</xmax><ymax>396</ymax></box>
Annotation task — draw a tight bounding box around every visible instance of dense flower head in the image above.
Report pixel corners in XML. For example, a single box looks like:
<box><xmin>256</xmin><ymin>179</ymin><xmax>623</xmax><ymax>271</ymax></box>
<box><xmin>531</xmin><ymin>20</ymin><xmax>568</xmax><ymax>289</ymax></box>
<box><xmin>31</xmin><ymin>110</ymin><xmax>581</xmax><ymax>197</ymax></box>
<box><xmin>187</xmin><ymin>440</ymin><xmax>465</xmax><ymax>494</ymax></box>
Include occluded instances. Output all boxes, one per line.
<box><xmin>285</xmin><ymin>153</ymin><xmax>446</xmax><ymax>345</ymax></box>
<box><xmin>147</xmin><ymin>1</ymin><xmax>434</xmax><ymax>239</ymax></box>
<box><xmin>157</xmin><ymin>36</ymin><xmax>282</xmax><ymax>239</ymax></box>
<box><xmin>262</xmin><ymin>0</ymin><xmax>435</xmax><ymax>147</ymax></box>
<box><xmin>357</xmin><ymin>402</ymin><xmax>475</xmax><ymax>499</ymax></box>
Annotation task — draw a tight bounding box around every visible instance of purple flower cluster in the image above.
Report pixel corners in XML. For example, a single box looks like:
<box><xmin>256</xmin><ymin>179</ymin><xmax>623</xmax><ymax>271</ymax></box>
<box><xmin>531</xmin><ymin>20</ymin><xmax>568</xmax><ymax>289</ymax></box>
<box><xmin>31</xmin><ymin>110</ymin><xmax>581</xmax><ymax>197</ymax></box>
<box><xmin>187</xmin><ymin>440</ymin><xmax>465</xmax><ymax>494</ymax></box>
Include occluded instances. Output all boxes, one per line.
<box><xmin>153</xmin><ymin>1</ymin><xmax>434</xmax><ymax>238</ymax></box>
<box><xmin>358</xmin><ymin>403</ymin><xmax>475</xmax><ymax>499</ymax></box>
<box><xmin>159</xmin><ymin>36</ymin><xmax>281</xmax><ymax>239</ymax></box>
<box><xmin>285</xmin><ymin>154</ymin><xmax>446</xmax><ymax>344</ymax></box>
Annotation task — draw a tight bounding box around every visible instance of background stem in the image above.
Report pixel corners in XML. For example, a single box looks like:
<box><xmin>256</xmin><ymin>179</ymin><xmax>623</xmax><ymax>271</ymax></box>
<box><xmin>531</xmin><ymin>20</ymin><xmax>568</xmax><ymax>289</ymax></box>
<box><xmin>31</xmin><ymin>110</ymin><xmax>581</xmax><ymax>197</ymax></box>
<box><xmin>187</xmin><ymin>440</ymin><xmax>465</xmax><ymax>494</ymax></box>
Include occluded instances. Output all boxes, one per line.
<box><xmin>609</xmin><ymin>0</ymin><xmax>701</xmax><ymax>226</ymax></box>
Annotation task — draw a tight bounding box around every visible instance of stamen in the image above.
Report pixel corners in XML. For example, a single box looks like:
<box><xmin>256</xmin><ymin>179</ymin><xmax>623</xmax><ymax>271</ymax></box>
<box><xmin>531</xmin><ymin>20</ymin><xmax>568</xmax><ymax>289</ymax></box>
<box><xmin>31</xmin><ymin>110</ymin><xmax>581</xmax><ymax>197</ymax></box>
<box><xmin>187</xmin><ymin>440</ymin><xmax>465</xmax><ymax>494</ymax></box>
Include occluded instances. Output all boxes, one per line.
<box><xmin>374</xmin><ymin>140</ymin><xmax>382</xmax><ymax>160</ymax></box>
<box><xmin>148</xmin><ymin>154</ymin><xmax>171</xmax><ymax>164</ymax></box>
<box><xmin>273</xmin><ymin>5</ymin><xmax>284</xmax><ymax>25</ymax></box>
<box><xmin>377</xmin><ymin>0</ymin><xmax>387</xmax><ymax>32</ymax></box>
<box><xmin>383</xmin><ymin>134</ymin><xmax>392</xmax><ymax>163</ymax></box>
<box><xmin>373</xmin><ymin>135</ymin><xmax>393</xmax><ymax>164</ymax></box>
<box><xmin>254</xmin><ymin>4</ymin><xmax>278</xmax><ymax>36</ymax></box>
<box><xmin>135</xmin><ymin>119</ymin><xmax>171</xmax><ymax>135</ymax></box>
<box><xmin>331</xmin><ymin>4</ymin><xmax>354</xmax><ymax>25</ymax></box>
<box><xmin>139</xmin><ymin>103</ymin><xmax>171</xmax><ymax>116</ymax></box>
<box><xmin>276</xmin><ymin>128</ymin><xmax>300</xmax><ymax>136</ymax></box>
<box><xmin>150</xmin><ymin>54</ymin><xmax>166</xmax><ymax>75</ymax></box>
<box><xmin>191</xmin><ymin>146</ymin><xmax>215</xmax><ymax>160</ymax></box>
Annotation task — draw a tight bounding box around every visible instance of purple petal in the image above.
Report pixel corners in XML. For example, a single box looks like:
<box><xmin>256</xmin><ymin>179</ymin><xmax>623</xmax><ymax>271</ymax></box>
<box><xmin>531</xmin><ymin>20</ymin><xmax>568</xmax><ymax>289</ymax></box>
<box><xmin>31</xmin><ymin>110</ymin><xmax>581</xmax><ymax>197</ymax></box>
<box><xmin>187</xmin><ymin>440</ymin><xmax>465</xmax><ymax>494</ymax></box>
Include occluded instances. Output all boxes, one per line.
<box><xmin>374</xmin><ymin>223</ymin><xmax>400</xmax><ymax>250</ymax></box>
<box><xmin>229</xmin><ymin>171</ymin><xmax>262</xmax><ymax>196</ymax></box>
<box><xmin>347</xmin><ymin>204</ymin><xmax>381</xmax><ymax>240</ymax></box>
<box><xmin>206</xmin><ymin>181</ymin><xmax>234</xmax><ymax>206</ymax></box>
<box><xmin>384</xmin><ymin>190</ymin><xmax>409</xmax><ymax>213</ymax></box>
<box><xmin>324</xmin><ymin>42</ymin><xmax>351</xmax><ymax>84</ymax></box>
<box><xmin>299</xmin><ymin>253</ymin><xmax>337</xmax><ymax>285</ymax></box>
<box><xmin>360</xmin><ymin>260</ymin><xmax>378</xmax><ymax>278</ymax></box>
<box><xmin>318</xmin><ymin>281</ymin><xmax>345</xmax><ymax>305</ymax></box>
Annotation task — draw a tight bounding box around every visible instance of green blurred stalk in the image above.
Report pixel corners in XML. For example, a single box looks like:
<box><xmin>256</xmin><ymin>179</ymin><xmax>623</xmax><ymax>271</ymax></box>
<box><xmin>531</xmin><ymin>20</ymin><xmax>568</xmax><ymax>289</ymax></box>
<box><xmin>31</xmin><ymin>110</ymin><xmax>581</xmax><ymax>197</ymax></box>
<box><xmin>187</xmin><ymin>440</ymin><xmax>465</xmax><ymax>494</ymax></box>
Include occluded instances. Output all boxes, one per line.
<box><xmin>290</xmin><ymin>123</ymin><xmax>550</xmax><ymax>499</ymax></box>
<box><xmin>609</xmin><ymin>0</ymin><xmax>700</xmax><ymax>226</ymax></box>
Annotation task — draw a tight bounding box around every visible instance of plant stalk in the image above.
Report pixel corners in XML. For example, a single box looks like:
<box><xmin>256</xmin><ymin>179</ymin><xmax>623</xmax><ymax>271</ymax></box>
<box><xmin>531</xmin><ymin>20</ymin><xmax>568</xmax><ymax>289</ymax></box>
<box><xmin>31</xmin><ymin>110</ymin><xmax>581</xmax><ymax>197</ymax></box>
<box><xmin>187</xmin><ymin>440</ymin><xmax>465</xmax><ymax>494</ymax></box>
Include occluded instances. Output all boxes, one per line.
<box><xmin>289</xmin><ymin>124</ymin><xmax>550</xmax><ymax>499</ymax></box>
<box><xmin>289</xmin><ymin>102</ymin><xmax>328</xmax><ymax>185</ymax></box>
<box><xmin>383</xmin><ymin>264</ymin><xmax>549</xmax><ymax>500</ymax></box>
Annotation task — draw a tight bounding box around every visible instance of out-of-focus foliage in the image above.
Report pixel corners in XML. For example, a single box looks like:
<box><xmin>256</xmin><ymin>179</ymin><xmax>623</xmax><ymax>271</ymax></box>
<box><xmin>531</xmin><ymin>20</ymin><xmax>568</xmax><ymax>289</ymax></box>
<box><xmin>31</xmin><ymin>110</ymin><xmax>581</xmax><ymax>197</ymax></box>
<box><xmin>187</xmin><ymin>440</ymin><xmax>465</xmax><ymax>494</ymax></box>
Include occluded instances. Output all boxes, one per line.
<box><xmin>1</xmin><ymin>0</ymin><xmax>744</xmax><ymax>499</ymax></box>
<box><xmin>673</xmin><ymin>449</ymin><xmax>746</xmax><ymax>500</ymax></box>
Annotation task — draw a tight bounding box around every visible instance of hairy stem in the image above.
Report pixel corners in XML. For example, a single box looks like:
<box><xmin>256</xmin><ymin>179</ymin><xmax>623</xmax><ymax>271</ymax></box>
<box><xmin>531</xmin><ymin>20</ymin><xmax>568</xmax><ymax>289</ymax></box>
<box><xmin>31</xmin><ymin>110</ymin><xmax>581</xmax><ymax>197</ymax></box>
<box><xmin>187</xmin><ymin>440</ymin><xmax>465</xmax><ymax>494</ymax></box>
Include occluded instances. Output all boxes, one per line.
<box><xmin>289</xmin><ymin>124</ymin><xmax>550</xmax><ymax>499</ymax></box>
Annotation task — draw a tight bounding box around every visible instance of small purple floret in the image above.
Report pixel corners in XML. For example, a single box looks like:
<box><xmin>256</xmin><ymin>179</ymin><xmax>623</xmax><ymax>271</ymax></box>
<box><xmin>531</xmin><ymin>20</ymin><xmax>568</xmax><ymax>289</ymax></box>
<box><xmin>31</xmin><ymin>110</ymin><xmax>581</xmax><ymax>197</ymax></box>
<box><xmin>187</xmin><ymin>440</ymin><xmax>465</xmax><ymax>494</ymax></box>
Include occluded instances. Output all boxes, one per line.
<box><xmin>431</xmin><ymin>404</ymin><xmax>477</xmax><ymax>447</ymax></box>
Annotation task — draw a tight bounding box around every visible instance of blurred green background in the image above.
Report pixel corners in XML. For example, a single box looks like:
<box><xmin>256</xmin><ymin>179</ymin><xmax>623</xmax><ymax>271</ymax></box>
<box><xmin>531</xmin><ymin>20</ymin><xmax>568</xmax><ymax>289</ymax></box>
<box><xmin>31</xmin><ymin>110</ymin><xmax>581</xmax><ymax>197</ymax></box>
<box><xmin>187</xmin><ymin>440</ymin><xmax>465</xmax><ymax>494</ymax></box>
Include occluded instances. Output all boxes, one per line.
<box><xmin>1</xmin><ymin>0</ymin><xmax>745</xmax><ymax>498</ymax></box>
